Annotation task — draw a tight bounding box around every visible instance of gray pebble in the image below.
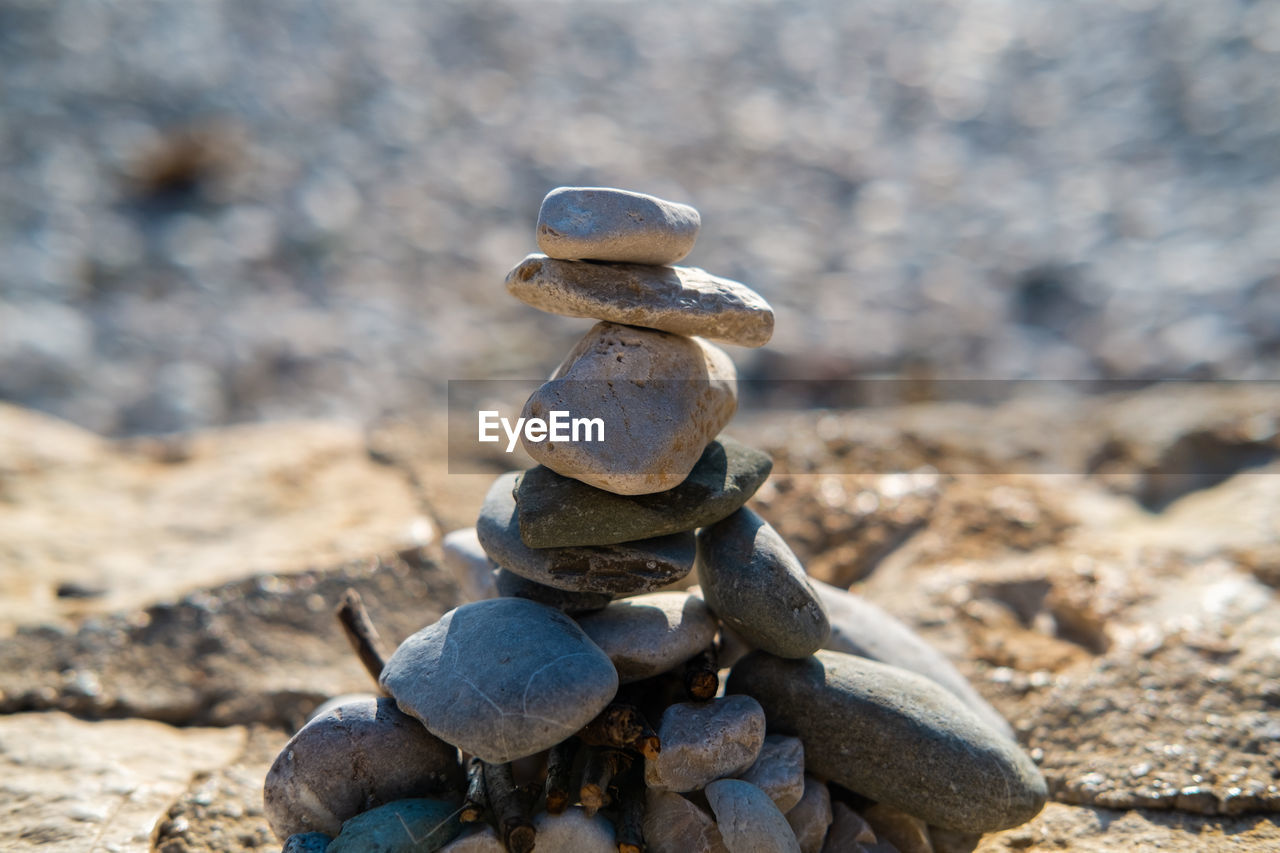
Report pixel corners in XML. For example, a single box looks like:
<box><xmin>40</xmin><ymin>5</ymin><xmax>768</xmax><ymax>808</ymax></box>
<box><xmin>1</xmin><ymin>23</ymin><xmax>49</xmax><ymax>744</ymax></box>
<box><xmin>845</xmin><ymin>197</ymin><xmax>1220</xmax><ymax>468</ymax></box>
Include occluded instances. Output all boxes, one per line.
<box><xmin>645</xmin><ymin>695</ymin><xmax>766</xmax><ymax>792</ymax></box>
<box><xmin>514</xmin><ymin>437</ymin><xmax>773</xmax><ymax>548</ymax></box>
<box><xmin>536</xmin><ymin>186</ymin><xmax>700</xmax><ymax>266</ymax></box>
<box><xmin>441</xmin><ymin>528</ymin><xmax>498</xmax><ymax>602</ymax></box>
<box><xmin>263</xmin><ymin>697</ymin><xmax>464</xmax><ymax>840</ymax></box>
<box><xmin>785</xmin><ymin>776</ymin><xmax>832</xmax><ymax>853</ymax></box>
<box><xmin>532</xmin><ymin>806</ymin><xmax>617</xmax><ymax>853</ymax></box>
<box><xmin>283</xmin><ymin>833</ymin><xmax>332</xmax><ymax>853</ymax></box>
<box><xmin>820</xmin><ymin>802</ymin><xmax>877</xmax><ymax>853</ymax></box>
<box><xmin>862</xmin><ymin>803</ymin><xmax>933</xmax><ymax>853</ymax></box>
<box><xmin>520</xmin><ymin>322</ymin><xmax>738</xmax><ymax>495</ymax></box>
<box><xmin>727</xmin><ymin>650</ymin><xmax>1048</xmax><ymax>833</ymax></box>
<box><xmin>736</xmin><ymin>734</ymin><xmax>806</xmax><ymax>814</ymax></box>
<box><xmin>705</xmin><ymin>779</ymin><xmax>803</xmax><ymax>853</ymax></box>
<box><xmin>437</xmin><ymin>825</ymin><xmax>504</xmax><ymax>852</ymax></box>
<box><xmin>379</xmin><ymin>598</ymin><xmax>618</xmax><ymax>764</ymax></box>
<box><xmin>477</xmin><ymin>471</ymin><xmax>696</xmax><ymax>594</ymax></box>
<box><xmin>814</xmin><ymin>578</ymin><xmax>1012</xmax><ymax>739</ymax></box>
<box><xmin>507</xmin><ymin>254</ymin><xmax>773</xmax><ymax>348</ymax></box>
<box><xmin>327</xmin><ymin>798</ymin><xmax>460</xmax><ymax>853</ymax></box>
<box><xmin>575</xmin><ymin>591</ymin><xmax>719</xmax><ymax>683</ymax></box>
<box><xmin>644</xmin><ymin>789</ymin><xmax>729</xmax><ymax>853</ymax></box>
<box><xmin>696</xmin><ymin>508</ymin><xmax>830</xmax><ymax>659</ymax></box>
<box><xmin>494</xmin><ymin>567</ymin><xmax>613</xmax><ymax>613</ymax></box>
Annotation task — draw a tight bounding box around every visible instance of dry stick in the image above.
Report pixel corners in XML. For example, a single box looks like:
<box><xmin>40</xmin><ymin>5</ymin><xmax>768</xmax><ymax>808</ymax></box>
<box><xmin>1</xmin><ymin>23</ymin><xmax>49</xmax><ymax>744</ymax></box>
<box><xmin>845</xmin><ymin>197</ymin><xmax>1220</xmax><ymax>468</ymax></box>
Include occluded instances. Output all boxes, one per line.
<box><xmin>335</xmin><ymin>588</ymin><xmax>387</xmax><ymax>688</ymax></box>
<box><xmin>579</xmin><ymin>703</ymin><xmax>661</xmax><ymax>760</ymax></box>
<box><xmin>615</xmin><ymin>760</ymin><xmax>646</xmax><ymax>853</ymax></box>
<box><xmin>683</xmin><ymin>646</ymin><xmax>719</xmax><ymax>701</ymax></box>
<box><xmin>460</xmin><ymin>756</ymin><xmax>488</xmax><ymax>823</ymax></box>
<box><xmin>580</xmin><ymin>748</ymin><xmax>632</xmax><ymax>818</ymax></box>
<box><xmin>544</xmin><ymin>738</ymin><xmax>578</xmax><ymax>815</ymax></box>
<box><xmin>484</xmin><ymin>761</ymin><xmax>535</xmax><ymax>853</ymax></box>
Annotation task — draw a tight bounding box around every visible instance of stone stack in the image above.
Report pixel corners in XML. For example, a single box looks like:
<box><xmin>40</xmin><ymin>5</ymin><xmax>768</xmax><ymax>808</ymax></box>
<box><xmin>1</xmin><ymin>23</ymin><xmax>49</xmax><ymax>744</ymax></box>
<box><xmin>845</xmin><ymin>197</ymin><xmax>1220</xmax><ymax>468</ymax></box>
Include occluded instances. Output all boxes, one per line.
<box><xmin>263</xmin><ymin>188</ymin><xmax>1047</xmax><ymax>853</ymax></box>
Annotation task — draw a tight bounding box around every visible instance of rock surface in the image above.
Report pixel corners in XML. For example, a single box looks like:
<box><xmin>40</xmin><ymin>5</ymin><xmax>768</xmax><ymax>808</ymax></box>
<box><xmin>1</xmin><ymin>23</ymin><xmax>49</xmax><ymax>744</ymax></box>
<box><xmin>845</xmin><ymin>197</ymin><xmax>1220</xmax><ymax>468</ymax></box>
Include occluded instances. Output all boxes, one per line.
<box><xmin>283</xmin><ymin>833</ymin><xmax>333</xmax><ymax>852</ymax></box>
<box><xmin>379</xmin><ymin>598</ymin><xmax>618</xmax><ymax>764</ymax></box>
<box><xmin>697</xmin><ymin>507</ymin><xmax>830</xmax><ymax>658</ymax></box>
<box><xmin>646</xmin><ymin>695</ymin><xmax>766</xmax><ymax>792</ymax></box>
<box><xmin>536</xmin><ymin>186</ymin><xmax>700</xmax><ymax>266</ymax></box>
<box><xmin>643</xmin><ymin>790</ymin><xmax>729</xmax><ymax>853</ymax></box>
<box><xmin>821</xmin><ymin>802</ymin><xmax>878</xmax><ymax>853</ymax></box>
<box><xmin>493</xmin><ymin>567</ymin><xmax>614</xmax><ymax>613</ymax></box>
<box><xmin>531</xmin><ymin>806</ymin><xmax>618</xmax><ymax>852</ymax></box>
<box><xmin>514</xmin><ymin>436</ymin><xmax>772</xmax><ymax>547</ymax></box>
<box><xmin>437</xmin><ymin>824</ymin><xmax>505</xmax><ymax>852</ymax></box>
<box><xmin>728</xmin><ymin>649</ymin><xmax>1047</xmax><ymax>833</ymax></box>
<box><xmin>507</xmin><ymin>255</ymin><xmax>773</xmax><ymax>347</ymax></box>
<box><xmin>864</xmin><ymin>803</ymin><xmax>934</xmax><ymax>853</ymax></box>
<box><xmin>326</xmin><ymin>798</ymin><xmax>460</xmax><ymax>852</ymax></box>
<box><xmin>440</xmin><ymin>528</ymin><xmax>498</xmax><ymax>602</ymax></box>
<box><xmin>520</xmin><ymin>322</ymin><xmax>739</xmax><ymax>494</ymax></box>
<box><xmin>575</xmin><ymin>591</ymin><xmax>718</xmax><ymax>682</ymax></box>
<box><xmin>786</xmin><ymin>775</ymin><xmax>833</xmax><ymax>853</ymax></box>
<box><xmin>705</xmin><ymin>778</ymin><xmax>803</xmax><ymax>853</ymax></box>
<box><xmin>736</xmin><ymin>734</ymin><xmax>806</xmax><ymax>814</ymax></box>
<box><xmin>477</xmin><ymin>471</ymin><xmax>697</xmax><ymax>593</ymax></box>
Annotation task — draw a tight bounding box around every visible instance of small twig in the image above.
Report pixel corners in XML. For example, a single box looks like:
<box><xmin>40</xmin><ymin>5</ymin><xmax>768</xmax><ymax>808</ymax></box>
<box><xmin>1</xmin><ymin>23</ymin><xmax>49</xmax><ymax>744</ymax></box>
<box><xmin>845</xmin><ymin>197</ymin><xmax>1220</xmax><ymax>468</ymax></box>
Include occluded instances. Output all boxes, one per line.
<box><xmin>579</xmin><ymin>703</ymin><xmax>660</xmax><ymax>759</ymax></box>
<box><xmin>335</xmin><ymin>588</ymin><xmax>387</xmax><ymax>688</ymax></box>
<box><xmin>615</xmin><ymin>759</ymin><xmax>646</xmax><ymax>853</ymax></box>
<box><xmin>460</xmin><ymin>756</ymin><xmax>487</xmax><ymax>823</ymax></box>
<box><xmin>544</xmin><ymin>738</ymin><xmax>578</xmax><ymax>815</ymax></box>
<box><xmin>683</xmin><ymin>646</ymin><xmax>719</xmax><ymax>701</ymax></box>
<box><xmin>484</xmin><ymin>761</ymin><xmax>535</xmax><ymax>853</ymax></box>
<box><xmin>580</xmin><ymin>748</ymin><xmax>632</xmax><ymax>818</ymax></box>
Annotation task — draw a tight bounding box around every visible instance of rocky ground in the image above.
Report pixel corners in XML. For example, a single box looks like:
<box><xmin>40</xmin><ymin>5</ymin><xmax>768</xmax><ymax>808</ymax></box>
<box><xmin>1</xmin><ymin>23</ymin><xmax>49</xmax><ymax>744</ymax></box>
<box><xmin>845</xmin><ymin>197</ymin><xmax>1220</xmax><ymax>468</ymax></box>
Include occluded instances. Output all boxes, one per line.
<box><xmin>1</xmin><ymin>382</ymin><xmax>1279</xmax><ymax>851</ymax></box>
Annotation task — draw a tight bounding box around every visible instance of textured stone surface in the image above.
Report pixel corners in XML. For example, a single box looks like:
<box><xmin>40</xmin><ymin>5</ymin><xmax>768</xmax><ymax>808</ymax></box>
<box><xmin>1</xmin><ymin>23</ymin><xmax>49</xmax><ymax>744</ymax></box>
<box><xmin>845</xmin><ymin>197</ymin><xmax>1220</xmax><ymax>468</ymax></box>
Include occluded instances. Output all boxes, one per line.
<box><xmin>520</xmin><ymin>322</ymin><xmax>739</xmax><ymax>494</ymax></box>
<box><xmin>514</xmin><ymin>437</ymin><xmax>772</xmax><ymax>547</ymax></box>
<box><xmin>786</xmin><ymin>775</ymin><xmax>833</xmax><ymax>853</ymax></box>
<box><xmin>864</xmin><ymin>803</ymin><xmax>934</xmax><ymax>853</ymax></box>
<box><xmin>644</xmin><ymin>790</ymin><xmax>729</xmax><ymax>853</ymax></box>
<box><xmin>697</xmin><ymin>507</ymin><xmax>830</xmax><ymax>658</ymax></box>
<box><xmin>646</xmin><ymin>695</ymin><xmax>766</xmax><ymax>792</ymax></box>
<box><xmin>327</xmin><ymin>799</ymin><xmax>460</xmax><ymax>852</ymax></box>
<box><xmin>494</xmin><ymin>567</ymin><xmax>613</xmax><ymax>613</ymax></box>
<box><xmin>379</xmin><ymin>598</ymin><xmax>618</xmax><ymax>764</ymax></box>
<box><xmin>705</xmin><ymin>779</ymin><xmax>803</xmax><ymax>853</ymax></box>
<box><xmin>575</xmin><ymin>591</ymin><xmax>718</xmax><ymax>682</ymax></box>
<box><xmin>728</xmin><ymin>650</ymin><xmax>1047</xmax><ymax>833</ymax></box>
<box><xmin>477</xmin><ymin>471</ymin><xmax>696</xmax><ymax>594</ymax></box>
<box><xmin>536</xmin><ymin>186</ymin><xmax>700</xmax><ymax>266</ymax></box>
<box><xmin>283</xmin><ymin>833</ymin><xmax>333</xmax><ymax>852</ymax></box>
<box><xmin>507</xmin><ymin>255</ymin><xmax>773</xmax><ymax>347</ymax></box>
<box><xmin>437</xmin><ymin>824</ymin><xmax>505</xmax><ymax>852</ymax></box>
<box><xmin>737</xmin><ymin>734</ymin><xmax>806</xmax><ymax>814</ymax></box>
<box><xmin>531</xmin><ymin>807</ymin><xmax>617</xmax><ymax>852</ymax></box>
<box><xmin>821</xmin><ymin>802</ymin><xmax>878</xmax><ymax>853</ymax></box>
<box><xmin>977</xmin><ymin>803</ymin><xmax>1280</xmax><ymax>852</ymax></box>
<box><xmin>813</xmin><ymin>578</ymin><xmax>1012</xmax><ymax>739</ymax></box>
<box><xmin>441</xmin><ymin>528</ymin><xmax>498</xmax><ymax>602</ymax></box>
<box><xmin>263</xmin><ymin>696</ymin><xmax>464</xmax><ymax>840</ymax></box>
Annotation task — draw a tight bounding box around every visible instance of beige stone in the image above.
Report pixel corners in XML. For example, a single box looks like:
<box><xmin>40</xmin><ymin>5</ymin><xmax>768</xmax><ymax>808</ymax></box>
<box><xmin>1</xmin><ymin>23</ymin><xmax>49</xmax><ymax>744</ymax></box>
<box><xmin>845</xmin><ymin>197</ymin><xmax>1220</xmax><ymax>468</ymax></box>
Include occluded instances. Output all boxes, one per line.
<box><xmin>645</xmin><ymin>696</ymin><xmax>766</xmax><ymax>792</ymax></box>
<box><xmin>506</xmin><ymin>254</ymin><xmax>773</xmax><ymax>347</ymax></box>
<box><xmin>705</xmin><ymin>779</ymin><xmax>803</xmax><ymax>853</ymax></box>
<box><xmin>864</xmin><ymin>802</ymin><xmax>935</xmax><ymax>853</ymax></box>
<box><xmin>644</xmin><ymin>790</ymin><xmax>729</xmax><ymax>853</ymax></box>
<box><xmin>536</xmin><ymin>186</ymin><xmax>700</xmax><ymax>265</ymax></box>
<box><xmin>786</xmin><ymin>775</ymin><xmax>833</xmax><ymax>853</ymax></box>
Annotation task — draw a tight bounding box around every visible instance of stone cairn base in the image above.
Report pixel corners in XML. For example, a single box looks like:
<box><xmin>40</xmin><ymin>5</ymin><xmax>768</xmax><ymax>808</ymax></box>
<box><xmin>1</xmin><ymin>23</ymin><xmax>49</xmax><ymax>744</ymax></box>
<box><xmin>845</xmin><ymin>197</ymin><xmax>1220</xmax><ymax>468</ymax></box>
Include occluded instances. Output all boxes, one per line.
<box><xmin>262</xmin><ymin>188</ymin><xmax>1048</xmax><ymax>853</ymax></box>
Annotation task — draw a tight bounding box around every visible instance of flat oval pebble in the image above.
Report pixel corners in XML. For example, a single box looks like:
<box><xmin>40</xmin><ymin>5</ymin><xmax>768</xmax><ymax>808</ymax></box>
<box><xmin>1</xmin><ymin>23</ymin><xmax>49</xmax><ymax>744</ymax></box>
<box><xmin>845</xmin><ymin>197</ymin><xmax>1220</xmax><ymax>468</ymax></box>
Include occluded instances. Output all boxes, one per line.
<box><xmin>477</xmin><ymin>471</ymin><xmax>696</xmax><ymax>593</ymax></box>
<box><xmin>696</xmin><ymin>508</ymin><xmax>830</xmax><ymax>659</ymax></box>
<box><xmin>705</xmin><ymin>779</ymin><xmax>803</xmax><ymax>853</ymax></box>
<box><xmin>736</xmin><ymin>734</ymin><xmax>806</xmax><ymax>814</ymax></box>
<box><xmin>644</xmin><ymin>789</ymin><xmax>729</xmax><ymax>853</ymax></box>
<box><xmin>379</xmin><ymin>598</ymin><xmax>619</xmax><ymax>764</ymax></box>
<box><xmin>536</xmin><ymin>187</ymin><xmax>700</xmax><ymax>266</ymax></box>
<box><xmin>263</xmin><ymin>697</ymin><xmax>464</xmax><ymax>839</ymax></box>
<box><xmin>283</xmin><ymin>833</ymin><xmax>332</xmax><ymax>853</ymax></box>
<box><xmin>575</xmin><ymin>591</ymin><xmax>719</xmax><ymax>682</ymax></box>
<box><xmin>813</xmin><ymin>578</ymin><xmax>1013</xmax><ymax>739</ymax></box>
<box><xmin>532</xmin><ymin>806</ymin><xmax>617</xmax><ymax>853</ymax></box>
<box><xmin>515</xmin><ymin>437</ymin><xmax>773</xmax><ymax>547</ymax></box>
<box><xmin>507</xmin><ymin>254</ymin><xmax>773</xmax><ymax>348</ymax></box>
<box><xmin>441</xmin><ymin>527</ymin><xmax>498</xmax><ymax>602</ymax></box>
<box><xmin>727</xmin><ymin>650</ymin><xmax>1048</xmax><ymax>833</ymax></box>
<box><xmin>645</xmin><ymin>695</ymin><xmax>766</xmax><ymax>792</ymax></box>
<box><xmin>494</xmin><ymin>567</ymin><xmax>613</xmax><ymax>613</ymax></box>
<box><xmin>520</xmin><ymin>322</ymin><xmax>738</xmax><ymax>495</ymax></box>
<box><xmin>785</xmin><ymin>776</ymin><xmax>833</xmax><ymax>853</ymax></box>
<box><xmin>327</xmin><ymin>798</ymin><xmax>460</xmax><ymax>853</ymax></box>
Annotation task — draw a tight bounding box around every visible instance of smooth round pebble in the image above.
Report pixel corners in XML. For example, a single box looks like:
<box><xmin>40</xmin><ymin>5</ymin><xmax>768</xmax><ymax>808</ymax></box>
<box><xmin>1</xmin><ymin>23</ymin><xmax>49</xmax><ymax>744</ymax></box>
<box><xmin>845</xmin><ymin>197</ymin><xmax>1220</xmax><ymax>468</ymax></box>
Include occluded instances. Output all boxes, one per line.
<box><xmin>263</xmin><ymin>697</ymin><xmax>464</xmax><ymax>840</ymax></box>
<box><xmin>646</xmin><ymin>695</ymin><xmax>766</xmax><ymax>792</ymax></box>
<box><xmin>785</xmin><ymin>775</ymin><xmax>832</xmax><ymax>853</ymax></box>
<box><xmin>532</xmin><ymin>806</ymin><xmax>617</xmax><ymax>853</ymax></box>
<box><xmin>515</xmin><ymin>437</ymin><xmax>773</xmax><ymax>548</ymax></box>
<box><xmin>736</xmin><ymin>734</ymin><xmax>806</xmax><ymax>814</ymax></box>
<box><xmin>441</xmin><ymin>527</ymin><xmax>498</xmax><ymax>602</ymax></box>
<box><xmin>520</xmin><ymin>322</ymin><xmax>738</xmax><ymax>495</ymax></box>
<box><xmin>697</xmin><ymin>508</ymin><xmax>830</xmax><ymax>659</ymax></box>
<box><xmin>327</xmin><ymin>799</ymin><xmax>460</xmax><ymax>853</ymax></box>
<box><xmin>478</xmin><ymin>471</ymin><xmax>696</xmax><ymax>594</ymax></box>
<box><xmin>575</xmin><ymin>591</ymin><xmax>718</xmax><ymax>682</ymax></box>
<box><xmin>437</xmin><ymin>824</ymin><xmax>504</xmax><ymax>852</ymax></box>
<box><xmin>820</xmin><ymin>802</ymin><xmax>876</xmax><ymax>853</ymax></box>
<box><xmin>727</xmin><ymin>650</ymin><xmax>1048</xmax><ymax>833</ymax></box>
<box><xmin>494</xmin><ymin>567</ymin><xmax>613</xmax><ymax>613</ymax></box>
<box><xmin>644</xmin><ymin>789</ymin><xmax>729</xmax><ymax>853</ymax></box>
<box><xmin>283</xmin><ymin>833</ymin><xmax>332</xmax><ymax>853</ymax></box>
<box><xmin>536</xmin><ymin>186</ymin><xmax>700</xmax><ymax>266</ymax></box>
<box><xmin>705</xmin><ymin>779</ymin><xmax>803</xmax><ymax>853</ymax></box>
<box><xmin>379</xmin><ymin>598</ymin><xmax>618</xmax><ymax>764</ymax></box>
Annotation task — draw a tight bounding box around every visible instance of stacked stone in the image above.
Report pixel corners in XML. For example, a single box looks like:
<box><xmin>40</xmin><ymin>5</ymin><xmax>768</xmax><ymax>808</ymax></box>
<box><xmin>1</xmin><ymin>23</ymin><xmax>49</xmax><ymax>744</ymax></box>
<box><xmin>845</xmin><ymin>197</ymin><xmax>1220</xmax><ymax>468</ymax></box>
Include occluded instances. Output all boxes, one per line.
<box><xmin>262</xmin><ymin>188</ymin><xmax>1047</xmax><ymax>853</ymax></box>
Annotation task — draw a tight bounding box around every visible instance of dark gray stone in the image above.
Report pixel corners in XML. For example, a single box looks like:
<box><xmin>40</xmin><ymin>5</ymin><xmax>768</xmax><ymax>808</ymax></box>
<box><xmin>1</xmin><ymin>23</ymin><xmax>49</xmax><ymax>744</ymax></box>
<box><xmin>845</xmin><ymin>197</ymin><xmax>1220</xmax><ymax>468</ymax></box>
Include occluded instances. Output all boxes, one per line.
<box><xmin>327</xmin><ymin>799</ymin><xmax>460</xmax><ymax>852</ymax></box>
<box><xmin>704</xmin><ymin>779</ymin><xmax>803</xmax><ymax>853</ymax></box>
<box><xmin>696</xmin><ymin>508</ymin><xmax>830</xmax><ymax>658</ymax></box>
<box><xmin>575</xmin><ymin>591</ymin><xmax>718</xmax><ymax>683</ymax></box>
<box><xmin>263</xmin><ymin>697</ymin><xmax>464</xmax><ymax>840</ymax></box>
<box><xmin>283</xmin><ymin>833</ymin><xmax>332</xmax><ymax>853</ymax></box>
<box><xmin>813</xmin><ymin>578</ymin><xmax>1014</xmax><ymax>740</ymax></box>
<box><xmin>494</xmin><ymin>568</ymin><xmax>613</xmax><ymax>613</ymax></box>
<box><xmin>727</xmin><ymin>649</ymin><xmax>1048</xmax><ymax>834</ymax></box>
<box><xmin>477</xmin><ymin>471</ymin><xmax>696</xmax><ymax>594</ymax></box>
<box><xmin>515</xmin><ymin>437</ymin><xmax>773</xmax><ymax>548</ymax></box>
<box><xmin>379</xmin><ymin>598</ymin><xmax>618</xmax><ymax>764</ymax></box>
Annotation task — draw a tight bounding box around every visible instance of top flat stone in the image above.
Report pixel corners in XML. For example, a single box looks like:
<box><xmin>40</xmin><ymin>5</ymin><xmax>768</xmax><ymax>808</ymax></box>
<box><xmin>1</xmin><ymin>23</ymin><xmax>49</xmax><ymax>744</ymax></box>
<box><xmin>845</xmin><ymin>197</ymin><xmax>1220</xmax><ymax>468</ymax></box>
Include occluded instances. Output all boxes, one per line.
<box><xmin>536</xmin><ymin>187</ymin><xmax>700</xmax><ymax>266</ymax></box>
<box><xmin>506</xmin><ymin>255</ymin><xmax>774</xmax><ymax>348</ymax></box>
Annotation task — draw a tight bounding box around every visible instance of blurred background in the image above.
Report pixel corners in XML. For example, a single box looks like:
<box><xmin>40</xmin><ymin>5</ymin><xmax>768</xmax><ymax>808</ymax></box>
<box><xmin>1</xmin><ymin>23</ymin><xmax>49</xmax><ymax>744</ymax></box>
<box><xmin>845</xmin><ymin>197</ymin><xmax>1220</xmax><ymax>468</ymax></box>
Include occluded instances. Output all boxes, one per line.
<box><xmin>3</xmin><ymin>0</ymin><xmax>1279</xmax><ymax>437</ymax></box>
